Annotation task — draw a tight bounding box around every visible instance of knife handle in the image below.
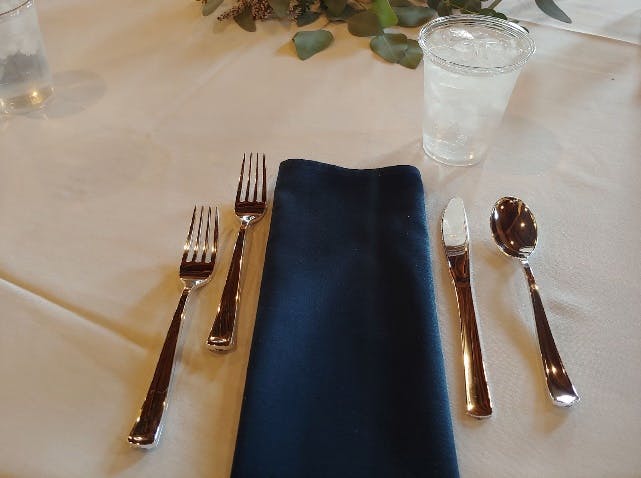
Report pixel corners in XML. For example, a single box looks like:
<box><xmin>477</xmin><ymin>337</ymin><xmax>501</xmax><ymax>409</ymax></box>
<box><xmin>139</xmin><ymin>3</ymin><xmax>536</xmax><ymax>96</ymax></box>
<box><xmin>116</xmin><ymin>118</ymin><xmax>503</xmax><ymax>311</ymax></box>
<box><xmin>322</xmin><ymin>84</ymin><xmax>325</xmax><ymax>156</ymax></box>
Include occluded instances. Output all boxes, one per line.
<box><xmin>448</xmin><ymin>254</ymin><xmax>493</xmax><ymax>418</ymax></box>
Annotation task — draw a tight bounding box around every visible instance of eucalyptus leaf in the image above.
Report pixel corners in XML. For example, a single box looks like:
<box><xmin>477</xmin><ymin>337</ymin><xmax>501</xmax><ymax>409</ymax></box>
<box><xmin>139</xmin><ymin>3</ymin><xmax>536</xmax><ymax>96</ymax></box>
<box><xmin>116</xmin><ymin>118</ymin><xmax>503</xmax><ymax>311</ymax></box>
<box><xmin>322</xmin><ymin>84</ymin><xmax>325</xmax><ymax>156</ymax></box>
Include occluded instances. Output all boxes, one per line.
<box><xmin>234</xmin><ymin>6</ymin><xmax>256</xmax><ymax>32</ymax></box>
<box><xmin>342</xmin><ymin>4</ymin><xmax>358</xmax><ymax>18</ymax></box>
<box><xmin>297</xmin><ymin>10</ymin><xmax>321</xmax><ymax>26</ymax></box>
<box><xmin>478</xmin><ymin>7</ymin><xmax>507</xmax><ymax>19</ymax></box>
<box><xmin>436</xmin><ymin>1</ymin><xmax>452</xmax><ymax>16</ymax></box>
<box><xmin>324</xmin><ymin>0</ymin><xmax>347</xmax><ymax>16</ymax></box>
<box><xmin>347</xmin><ymin>11</ymin><xmax>383</xmax><ymax>37</ymax></box>
<box><xmin>389</xmin><ymin>0</ymin><xmax>412</xmax><ymax>6</ymax></box>
<box><xmin>393</xmin><ymin>6</ymin><xmax>436</xmax><ymax>27</ymax></box>
<box><xmin>372</xmin><ymin>0</ymin><xmax>398</xmax><ymax>28</ymax></box>
<box><xmin>463</xmin><ymin>0</ymin><xmax>481</xmax><ymax>12</ymax></box>
<box><xmin>370</xmin><ymin>33</ymin><xmax>408</xmax><ymax>63</ymax></box>
<box><xmin>202</xmin><ymin>0</ymin><xmax>223</xmax><ymax>16</ymax></box>
<box><xmin>293</xmin><ymin>30</ymin><xmax>334</xmax><ymax>60</ymax></box>
<box><xmin>535</xmin><ymin>0</ymin><xmax>571</xmax><ymax>23</ymax></box>
<box><xmin>399</xmin><ymin>38</ymin><xmax>422</xmax><ymax>69</ymax></box>
<box><xmin>326</xmin><ymin>4</ymin><xmax>357</xmax><ymax>21</ymax></box>
<box><xmin>269</xmin><ymin>0</ymin><xmax>290</xmax><ymax>18</ymax></box>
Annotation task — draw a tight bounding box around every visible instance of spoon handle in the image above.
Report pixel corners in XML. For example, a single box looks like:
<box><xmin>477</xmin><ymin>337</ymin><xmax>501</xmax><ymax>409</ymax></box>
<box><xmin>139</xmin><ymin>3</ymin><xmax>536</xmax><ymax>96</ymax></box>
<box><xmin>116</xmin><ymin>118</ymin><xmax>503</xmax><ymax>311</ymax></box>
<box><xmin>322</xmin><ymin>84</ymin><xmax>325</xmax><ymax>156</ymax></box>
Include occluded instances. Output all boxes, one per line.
<box><xmin>521</xmin><ymin>261</ymin><xmax>580</xmax><ymax>407</ymax></box>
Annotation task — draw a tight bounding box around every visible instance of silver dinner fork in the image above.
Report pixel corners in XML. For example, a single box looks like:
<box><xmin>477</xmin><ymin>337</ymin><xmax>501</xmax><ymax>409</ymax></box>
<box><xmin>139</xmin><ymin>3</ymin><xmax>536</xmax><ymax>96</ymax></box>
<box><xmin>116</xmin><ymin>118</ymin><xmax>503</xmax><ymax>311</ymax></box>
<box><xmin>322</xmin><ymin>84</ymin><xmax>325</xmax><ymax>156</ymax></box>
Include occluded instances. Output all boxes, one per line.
<box><xmin>128</xmin><ymin>206</ymin><xmax>219</xmax><ymax>448</ymax></box>
<box><xmin>206</xmin><ymin>153</ymin><xmax>267</xmax><ymax>351</ymax></box>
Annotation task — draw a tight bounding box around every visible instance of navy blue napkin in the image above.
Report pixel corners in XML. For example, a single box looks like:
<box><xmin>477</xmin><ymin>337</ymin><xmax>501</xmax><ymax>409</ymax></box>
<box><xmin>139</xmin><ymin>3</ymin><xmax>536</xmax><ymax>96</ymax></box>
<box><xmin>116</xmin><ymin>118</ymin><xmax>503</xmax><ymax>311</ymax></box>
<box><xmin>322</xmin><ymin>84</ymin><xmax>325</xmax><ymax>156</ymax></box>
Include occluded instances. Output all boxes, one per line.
<box><xmin>231</xmin><ymin>159</ymin><xmax>459</xmax><ymax>478</ymax></box>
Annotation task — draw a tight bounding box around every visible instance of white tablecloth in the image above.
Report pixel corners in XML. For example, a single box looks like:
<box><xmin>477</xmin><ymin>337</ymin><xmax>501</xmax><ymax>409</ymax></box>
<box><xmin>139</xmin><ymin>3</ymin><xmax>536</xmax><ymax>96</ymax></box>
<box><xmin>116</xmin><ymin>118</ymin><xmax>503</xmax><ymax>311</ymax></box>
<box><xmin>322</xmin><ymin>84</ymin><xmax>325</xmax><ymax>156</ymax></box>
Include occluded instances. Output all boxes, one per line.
<box><xmin>1</xmin><ymin>1</ymin><xmax>640</xmax><ymax>477</ymax></box>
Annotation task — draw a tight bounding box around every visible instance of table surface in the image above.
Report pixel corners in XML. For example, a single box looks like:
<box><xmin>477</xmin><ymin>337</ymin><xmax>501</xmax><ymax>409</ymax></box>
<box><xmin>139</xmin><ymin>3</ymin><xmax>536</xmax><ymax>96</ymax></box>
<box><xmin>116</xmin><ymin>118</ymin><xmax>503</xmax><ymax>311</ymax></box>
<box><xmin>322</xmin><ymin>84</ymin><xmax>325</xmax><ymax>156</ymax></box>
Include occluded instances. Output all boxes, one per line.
<box><xmin>1</xmin><ymin>1</ymin><xmax>640</xmax><ymax>477</ymax></box>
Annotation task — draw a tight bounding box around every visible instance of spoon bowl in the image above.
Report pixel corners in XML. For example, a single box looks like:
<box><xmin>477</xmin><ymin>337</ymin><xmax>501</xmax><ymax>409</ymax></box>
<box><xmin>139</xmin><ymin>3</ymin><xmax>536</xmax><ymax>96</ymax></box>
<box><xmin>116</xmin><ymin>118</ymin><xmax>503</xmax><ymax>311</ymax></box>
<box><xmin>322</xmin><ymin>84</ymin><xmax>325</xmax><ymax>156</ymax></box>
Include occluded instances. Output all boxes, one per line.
<box><xmin>490</xmin><ymin>196</ymin><xmax>579</xmax><ymax>407</ymax></box>
<box><xmin>490</xmin><ymin>196</ymin><xmax>538</xmax><ymax>259</ymax></box>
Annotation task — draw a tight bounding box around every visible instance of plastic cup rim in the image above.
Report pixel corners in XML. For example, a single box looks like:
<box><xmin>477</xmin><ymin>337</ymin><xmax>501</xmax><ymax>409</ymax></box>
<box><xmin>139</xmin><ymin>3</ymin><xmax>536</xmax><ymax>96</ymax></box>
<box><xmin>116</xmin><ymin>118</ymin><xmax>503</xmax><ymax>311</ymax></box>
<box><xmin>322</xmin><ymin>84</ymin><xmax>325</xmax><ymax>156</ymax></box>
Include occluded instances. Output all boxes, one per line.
<box><xmin>0</xmin><ymin>0</ymin><xmax>33</xmax><ymax>18</ymax></box>
<box><xmin>418</xmin><ymin>14</ymin><xmax>536</xmax><ymax>76</ymax></box>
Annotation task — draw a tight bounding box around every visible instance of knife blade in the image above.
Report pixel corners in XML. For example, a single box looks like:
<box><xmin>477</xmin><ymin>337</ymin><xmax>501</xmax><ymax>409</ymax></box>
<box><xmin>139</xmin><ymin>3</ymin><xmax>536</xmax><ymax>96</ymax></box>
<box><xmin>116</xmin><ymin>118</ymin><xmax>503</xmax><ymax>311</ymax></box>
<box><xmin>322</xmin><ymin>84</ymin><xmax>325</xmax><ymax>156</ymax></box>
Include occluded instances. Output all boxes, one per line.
<box><xmin>441</xmin><ymin>197</ymin><xmax>492</xmax><ymax>419</ymax></box>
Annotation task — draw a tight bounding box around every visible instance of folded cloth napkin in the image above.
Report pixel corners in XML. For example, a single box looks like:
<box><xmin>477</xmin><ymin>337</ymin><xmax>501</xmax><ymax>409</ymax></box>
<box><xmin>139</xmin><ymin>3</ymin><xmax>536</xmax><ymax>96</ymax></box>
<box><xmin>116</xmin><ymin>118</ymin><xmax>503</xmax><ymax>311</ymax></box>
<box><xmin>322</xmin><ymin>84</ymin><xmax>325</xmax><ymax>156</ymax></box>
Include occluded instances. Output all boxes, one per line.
<box><xmin>231</xmin><ymin>159</ymin><xmax>459</xmax><ymax>478</ymax></box>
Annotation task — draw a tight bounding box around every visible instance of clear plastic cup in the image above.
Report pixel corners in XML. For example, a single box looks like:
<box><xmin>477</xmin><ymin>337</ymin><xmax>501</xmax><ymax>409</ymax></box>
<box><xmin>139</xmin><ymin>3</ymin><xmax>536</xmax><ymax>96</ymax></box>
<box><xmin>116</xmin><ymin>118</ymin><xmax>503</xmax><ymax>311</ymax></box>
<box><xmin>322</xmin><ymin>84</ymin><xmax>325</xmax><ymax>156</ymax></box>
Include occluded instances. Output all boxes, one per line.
<box><xmin>0</xmin><ymin>0</ymin><xmax>53</xmax><ymax>114</ymax></box>
<box><xmin>418</xmin><ymin>15</ymin><xmax>535</xmax><ymax>166</ymax></box>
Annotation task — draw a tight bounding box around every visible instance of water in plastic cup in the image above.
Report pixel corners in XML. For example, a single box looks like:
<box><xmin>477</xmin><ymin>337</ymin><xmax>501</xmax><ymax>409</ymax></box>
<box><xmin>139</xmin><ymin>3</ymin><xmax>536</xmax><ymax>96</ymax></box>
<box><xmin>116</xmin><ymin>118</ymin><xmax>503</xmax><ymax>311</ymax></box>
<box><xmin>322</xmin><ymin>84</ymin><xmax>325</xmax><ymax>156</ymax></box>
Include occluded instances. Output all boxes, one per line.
<box><xmin>418</xmin><ymin>15</ymin><xmax>535</xmax><ymax>166</ymax></box>
<box><xmin>0</xmin><ymin>0</ymin><xmax>53</xmax><ymax>114</ymax></box>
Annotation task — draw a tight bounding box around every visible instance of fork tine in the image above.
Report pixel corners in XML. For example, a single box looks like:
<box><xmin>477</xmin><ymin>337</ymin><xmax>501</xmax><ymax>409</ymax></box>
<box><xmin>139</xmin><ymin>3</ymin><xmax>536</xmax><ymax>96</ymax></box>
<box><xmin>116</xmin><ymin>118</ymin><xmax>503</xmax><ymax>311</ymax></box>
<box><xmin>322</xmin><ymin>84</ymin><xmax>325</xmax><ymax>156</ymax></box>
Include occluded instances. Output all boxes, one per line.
<box><xmin>202</xmin><ymin>206</ymin><xmax>211</xmax><ymax>262</ymax></box>
<box><xmin>252</xmin><ymin>152</ymin><xmax>259</xmax><ymax>202</ymax></box>
<box><xmin>193</xmin><ymin>206</ymin><xmax>204</xmax><ymax>261</ymax></box>
<box><xmin>182</xmin><ymin>206</ymin><xmax>197</xmax><ymax>262</ymax></box>
<box><xmin>236</xmin><ymin>154</ymin><xmax>246</xmax><ymax>203</ymax></box>
<box><xmin>244</xmin><ymin>153</ymin><xmax>252</xmax><ymax>202</ymax></box>
<box><xmin>213</xmin><ymin>207</ymin><xmax>219</xmax><ymax>259</ymax></box>
<box><xmin>261</xmin><ymin>153</ymin><xmax>267</xmax><ymax>203</ymax></box>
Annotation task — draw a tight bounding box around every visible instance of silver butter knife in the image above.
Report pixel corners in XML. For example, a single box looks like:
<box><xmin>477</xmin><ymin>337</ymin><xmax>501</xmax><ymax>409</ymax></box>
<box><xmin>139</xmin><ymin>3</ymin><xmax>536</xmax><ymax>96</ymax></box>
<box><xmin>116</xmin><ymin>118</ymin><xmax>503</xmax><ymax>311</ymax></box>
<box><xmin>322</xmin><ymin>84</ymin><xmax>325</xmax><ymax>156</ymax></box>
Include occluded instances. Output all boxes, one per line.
<box><xmin>441</xmin><ymin>197</ymin><xmax>492</xmax><ymax>418</ymax></box>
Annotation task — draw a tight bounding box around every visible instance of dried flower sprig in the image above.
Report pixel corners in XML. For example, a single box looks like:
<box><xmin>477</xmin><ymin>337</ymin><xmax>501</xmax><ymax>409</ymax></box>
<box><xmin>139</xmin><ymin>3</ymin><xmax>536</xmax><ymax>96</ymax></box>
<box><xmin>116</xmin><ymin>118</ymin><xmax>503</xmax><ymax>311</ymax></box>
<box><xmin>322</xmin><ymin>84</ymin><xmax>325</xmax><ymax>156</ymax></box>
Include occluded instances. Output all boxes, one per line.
<box><xmin>217</xmin><ymin>0</ymin><xmax>280</xmax><ymax>21</ymax></box>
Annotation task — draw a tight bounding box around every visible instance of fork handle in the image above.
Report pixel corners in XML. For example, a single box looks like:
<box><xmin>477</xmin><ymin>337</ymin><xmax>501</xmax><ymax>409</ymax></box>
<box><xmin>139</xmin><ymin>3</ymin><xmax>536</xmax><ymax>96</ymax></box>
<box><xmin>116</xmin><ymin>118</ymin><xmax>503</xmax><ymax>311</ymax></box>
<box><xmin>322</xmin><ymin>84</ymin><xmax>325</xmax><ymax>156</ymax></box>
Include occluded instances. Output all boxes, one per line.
<box><xmin>207</xmin><ymin>225</ymin><xmax>247</xmax><ymax>351</ymax></box>
<box><xmin>128</xmin><ymin>288</ymin><xmax>190</xmax><ymax>448</ymax></box>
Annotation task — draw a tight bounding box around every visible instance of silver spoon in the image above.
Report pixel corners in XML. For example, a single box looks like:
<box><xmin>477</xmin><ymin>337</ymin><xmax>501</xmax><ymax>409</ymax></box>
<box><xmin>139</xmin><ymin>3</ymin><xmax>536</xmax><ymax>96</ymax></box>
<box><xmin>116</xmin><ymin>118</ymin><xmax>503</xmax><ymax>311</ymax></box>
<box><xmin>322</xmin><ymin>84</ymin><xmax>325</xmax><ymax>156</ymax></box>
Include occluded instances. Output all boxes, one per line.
<box><xmin>490</xmin><ymin>197</ymin><xmax>579</xmax><ymax>407</ymax></box>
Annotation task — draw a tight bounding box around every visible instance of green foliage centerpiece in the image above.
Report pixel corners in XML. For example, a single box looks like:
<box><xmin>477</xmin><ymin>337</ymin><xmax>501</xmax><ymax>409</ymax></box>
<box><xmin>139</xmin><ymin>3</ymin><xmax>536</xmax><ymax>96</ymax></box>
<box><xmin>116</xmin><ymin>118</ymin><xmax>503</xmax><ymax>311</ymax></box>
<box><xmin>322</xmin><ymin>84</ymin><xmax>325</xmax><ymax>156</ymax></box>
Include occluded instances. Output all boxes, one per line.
<box><xmin>198</xmin><ymin>0</ymin><xmax>571</xmax><ymax>68</ymax></box>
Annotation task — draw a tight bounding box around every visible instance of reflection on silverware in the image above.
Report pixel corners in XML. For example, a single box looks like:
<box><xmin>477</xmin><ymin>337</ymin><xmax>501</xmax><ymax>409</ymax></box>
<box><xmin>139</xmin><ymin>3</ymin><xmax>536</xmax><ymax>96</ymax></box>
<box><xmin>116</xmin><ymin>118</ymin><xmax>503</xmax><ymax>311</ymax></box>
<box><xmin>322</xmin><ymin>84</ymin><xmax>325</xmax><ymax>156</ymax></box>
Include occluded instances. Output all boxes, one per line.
<box><xmin>442</xmin><ymin>197</ymin><xmax>493</xmax><ymax>418</ymax></box>
<box><xmin>206</xmin><ymin>153</ymin><xmax>267</xmax><ymax>352</ymax></box>
<box><xmin>128</xmin><ymin>206</ymin><xmax>219</xmax><ymax>448</ymax></box>
<box><xmin>490</xmin><ymin>196</ymin><xmax>579</xmax><ymax>407</ymax></box>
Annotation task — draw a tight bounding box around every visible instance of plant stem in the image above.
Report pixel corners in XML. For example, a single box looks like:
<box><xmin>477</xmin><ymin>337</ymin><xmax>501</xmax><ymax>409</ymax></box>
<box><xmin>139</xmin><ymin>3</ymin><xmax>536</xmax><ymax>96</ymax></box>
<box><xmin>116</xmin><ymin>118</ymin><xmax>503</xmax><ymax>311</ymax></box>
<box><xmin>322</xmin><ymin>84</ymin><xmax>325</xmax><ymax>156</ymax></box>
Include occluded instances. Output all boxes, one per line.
<box><xmin>352</xmin><ymin>0</ymin><xmax>368</xmax><ymax>10</ymax></box>
<box><xmin>487</xmin><ymin>0</ymin><xmax>502</xmax><ymax>9</ymax></box>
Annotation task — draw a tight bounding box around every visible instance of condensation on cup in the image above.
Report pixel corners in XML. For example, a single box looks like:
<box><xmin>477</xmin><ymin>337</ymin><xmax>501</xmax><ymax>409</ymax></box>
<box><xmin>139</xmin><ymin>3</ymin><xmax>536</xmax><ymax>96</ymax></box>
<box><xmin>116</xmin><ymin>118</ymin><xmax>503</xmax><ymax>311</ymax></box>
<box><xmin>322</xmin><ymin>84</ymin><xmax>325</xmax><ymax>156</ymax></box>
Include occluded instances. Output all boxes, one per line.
<box><xmin>418</xmin><ymin>15</ymin><xmax>535</xmax><ymax>166</ymax></box>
